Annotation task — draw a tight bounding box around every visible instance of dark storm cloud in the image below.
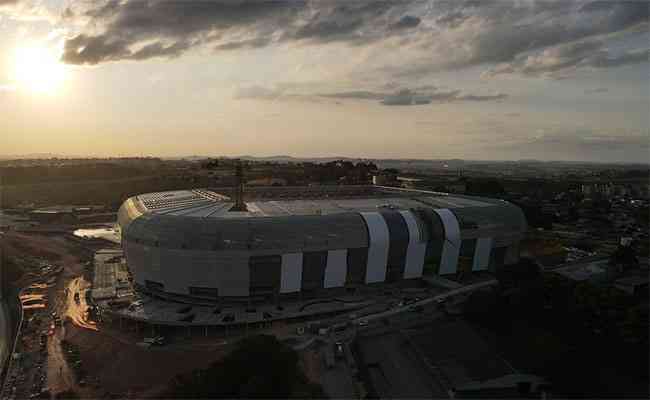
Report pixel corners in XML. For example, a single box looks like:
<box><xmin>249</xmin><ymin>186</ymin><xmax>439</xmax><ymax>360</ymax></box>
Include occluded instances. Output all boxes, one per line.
<box><xmin>62</xmin><ymin>0</ymin><xmax>305</xmax><ymax>64</ymax></box>
<box><xmin>62</xmin><ymin>0</ymin><xmax>419</xmax><ymax>65</ymax></box>
<box><xmin>392</xmin><ymin>0</ymin><xmax>648</xmax><ymax>78</ymax></box>
<box><xmin>62</xmin><ymin>34</ymin><xmax>131</xmax><ymax>65</ymax></box>
<box><xmin>62</xmin><ymin>0</ymin><xmax>649</xmax><ymax>77</ymax></box>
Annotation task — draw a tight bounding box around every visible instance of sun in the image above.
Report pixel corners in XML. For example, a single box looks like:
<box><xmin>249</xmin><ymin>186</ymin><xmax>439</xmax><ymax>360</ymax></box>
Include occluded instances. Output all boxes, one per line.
<box><xmin>11</xmin><ymin>43</ymin><xmax>67</xmax><ymax>95</ymax></box>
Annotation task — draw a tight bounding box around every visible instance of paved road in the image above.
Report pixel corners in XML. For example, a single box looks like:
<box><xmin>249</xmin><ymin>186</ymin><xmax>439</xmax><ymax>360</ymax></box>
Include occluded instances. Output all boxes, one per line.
<box><xmin>351</xmin><ymin>279</ymin><xmax>497</xmax><ymax>325</ymax></box>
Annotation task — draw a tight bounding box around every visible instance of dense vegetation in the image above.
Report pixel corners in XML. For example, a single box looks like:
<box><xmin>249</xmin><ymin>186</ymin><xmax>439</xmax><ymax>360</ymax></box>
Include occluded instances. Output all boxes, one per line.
<box><xmin>465</xmin><ymin>259</ymin><xmax>649</xmax><ymax>398</ymax></box>
<box><xmin>0</xmin><ymin>164</ymin><xmax>157</xmax><ymax>185</ymax></box>
<box><xmin>165</xmin><ymin>335</ymin><xmax>325</xmax><ymax>399</ymax></box>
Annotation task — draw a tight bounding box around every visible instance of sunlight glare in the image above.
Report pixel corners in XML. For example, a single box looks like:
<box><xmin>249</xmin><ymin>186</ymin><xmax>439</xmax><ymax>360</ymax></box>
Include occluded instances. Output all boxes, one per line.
<box><xmin>12</xmin><ymin>43</ymin><xmax>66</xmax><ymax>95</ymax></box>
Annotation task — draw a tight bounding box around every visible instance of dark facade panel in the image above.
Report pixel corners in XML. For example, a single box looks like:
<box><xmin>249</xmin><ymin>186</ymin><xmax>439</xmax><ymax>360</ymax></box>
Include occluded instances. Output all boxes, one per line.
<box><xmin>458</xmin><ymin>238</ymin><xmax>477</xmax><ymax>275</ymax></box>
<box><xmin>188</xmin><ymin>286</ymin><xmax>219</xmax><ymax>299</ymax></box>
<box><xmin>413</xmin><ymin>208</ymin><xmax>445</xmax><ymax>273</ymax></box>
<box><xmin>347</xmin><ymin>247</ymin><xmax>368</xmax><ymax>285</ymax></box>
<box><xmin>489</xmin><ymin>247</ymin><xmax>507</xmax><ymax>272</ymax></box>
<box><xmin>249</xmin><ymin>255</ymin><xmax>281</xmax><ymax>295</ymax></box>
<box><xmin>380</xmin><ymin>211</ymin><xmax>409</xmax><ymax>282</ymax></box>
<box><xmin>145</xmin><ymin>280</ymin><xmax>164</xmax><ymax>292</ymax></box>
<box><xmin>302</xmin><ymin>251</ymin><xmax>328</xmax><ymax>291</ymax></box>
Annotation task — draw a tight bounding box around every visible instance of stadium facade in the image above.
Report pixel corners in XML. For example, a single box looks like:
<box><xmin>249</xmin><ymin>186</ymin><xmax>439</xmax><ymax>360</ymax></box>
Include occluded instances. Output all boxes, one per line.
<box><xmin>117</xmin><ymin>186</ymin><xmax>526</xmax><ymax>303</ymax></box>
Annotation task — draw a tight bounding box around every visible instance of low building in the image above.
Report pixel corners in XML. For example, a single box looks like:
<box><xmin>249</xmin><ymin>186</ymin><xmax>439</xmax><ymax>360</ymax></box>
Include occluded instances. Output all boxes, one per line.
<box><xmin>353</xmin><ymin>320</ymin><xmax>550</xmax><ymax>399</ymax></box>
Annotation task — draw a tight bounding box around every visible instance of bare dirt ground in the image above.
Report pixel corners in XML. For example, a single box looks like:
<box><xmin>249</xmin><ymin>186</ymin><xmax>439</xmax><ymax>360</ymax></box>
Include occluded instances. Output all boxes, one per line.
<box><xmin>4</xmin><ymin>231</ymin><xmax>232</xmax><ymax>398</ymax></box>
<box><xmin>64</xmin><ymin>325</ymin><xmax>228</xmax><ymax>397</ymax></box>
<box><xmin>301</xmin><ymin>347</ymin><xmax>324</xmax><ymax>384</ymax></box>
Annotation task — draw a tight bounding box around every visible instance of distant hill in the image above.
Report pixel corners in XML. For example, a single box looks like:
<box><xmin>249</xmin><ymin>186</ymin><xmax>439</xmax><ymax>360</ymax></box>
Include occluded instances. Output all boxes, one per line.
<box><xmin>0</xmin><ymin>153</ymin><xmax>74</xmax><ymax>160</ymax></box>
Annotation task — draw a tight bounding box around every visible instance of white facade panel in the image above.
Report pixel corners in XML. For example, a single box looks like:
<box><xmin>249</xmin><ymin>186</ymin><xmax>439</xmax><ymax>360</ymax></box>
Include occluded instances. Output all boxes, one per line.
<box><xmin>434</xmin><ymin>208</ymin><xmax>461</xmax><ymax>275</ymax></box>
<box><xmin>360</xmin><ymin>212</ymin><xmax>389</xmax><ymax>284</ymax></box>
<box><xmin>280</xmin><ymin>253</ymin><xmax>303</xmax><ymax>293</ymax></box>
<box><xmin>399</xmin><ymin>211</ymin><xmax>427</xmax><ymax>279</ymax></box>
<box><xmin>472</xmin><ymin>237</ymin><xmax>492</xmax><ymax>271</ymax></box>
<box><xmin>324</xmin><ymin>249</ymin><xmax>347</xmax><ymax>288</ymax></box>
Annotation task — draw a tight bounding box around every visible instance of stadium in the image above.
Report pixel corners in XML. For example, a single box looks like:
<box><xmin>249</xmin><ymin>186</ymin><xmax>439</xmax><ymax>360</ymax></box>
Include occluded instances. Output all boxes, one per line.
<box><xmin>117</xmin><ymin>185</ymin><xmax>526</xmax><ymax>304</ymax></box>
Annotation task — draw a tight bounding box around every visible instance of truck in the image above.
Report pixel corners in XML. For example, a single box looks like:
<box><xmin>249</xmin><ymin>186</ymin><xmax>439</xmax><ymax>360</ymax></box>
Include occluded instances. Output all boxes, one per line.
<box><xmin>143</xmin><ymin>336</ymin><xmax>165</xmax><ymax>346</ymax></box>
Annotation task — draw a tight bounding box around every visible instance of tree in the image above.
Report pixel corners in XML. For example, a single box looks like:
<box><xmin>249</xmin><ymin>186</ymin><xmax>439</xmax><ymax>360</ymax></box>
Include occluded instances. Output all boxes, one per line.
<box><xmin>166</xmin><ymin>335</ymin><xmax>324</xmax><ymax>398</ymax></box>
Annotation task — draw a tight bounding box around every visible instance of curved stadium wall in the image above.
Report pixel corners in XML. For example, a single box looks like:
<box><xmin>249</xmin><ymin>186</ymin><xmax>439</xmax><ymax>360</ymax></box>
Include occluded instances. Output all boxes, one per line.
<box><xmin>117</xmin><ymin>189</ymin><xmax>526</xmax><ymax>303</ymax></box>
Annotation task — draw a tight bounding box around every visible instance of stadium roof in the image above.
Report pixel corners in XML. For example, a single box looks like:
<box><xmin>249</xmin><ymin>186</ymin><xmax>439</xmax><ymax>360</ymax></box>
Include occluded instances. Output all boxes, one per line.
<box><xmin>134</xmin><ymin>185</ymin><xmax>506</xmax><ymax>218</ymax></box>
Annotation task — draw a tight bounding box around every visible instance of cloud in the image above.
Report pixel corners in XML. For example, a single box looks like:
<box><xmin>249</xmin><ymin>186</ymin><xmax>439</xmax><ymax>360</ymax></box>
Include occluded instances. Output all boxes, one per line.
<box><xmin>385</xmin><ymin>0</ymin><xmax>649</xmax><ymax>78</ymax></box>
<box><xmin>585</xmin><ymin>87</ymin><xmax>609</xmax><ymax>94</ymax></box>
<box><xmin>457</xmin><ymin>93</ymin><xmax>508</xmax><ymax>102</ymax></box>
<box><xmin>61</xmin><ymin>0</ymin><xmax>648</xmax><ymax>91</ymax></box>
<box><xmin>234</xmin><ymin>85</ymin><xmax>283</xmax><ymax>100</ymax></box>
<box><xmin>0</xmin><ymin>0</ymin><xmax>55</xmax><ymax>22</ymax></box>
<box><xmin>483</xmin><ymin>39</ymin><xmax>649</xmax><ymax>79</ymax></box>
<box><xmin>62</xmin><ymin>0</ymin><xmax>304</xmax><ymax>64</ymax></box>
<box><xmin>377</xmin><ymin>88</ymin><xmax>507</xmax><ymax>106</ymax></box>
<box><xmin>214</xmin><ymin>36</ymin><xmax>271</xmax><ymax>51</ymax></box>
<box><xmin>389</xmin><ymin>15</ymin><xmax>421</xmax><ymax>30</ymax></box>
<box><xmin>61</xmin><ymin>0</ymin><xmax>420</xmax><ymax>65</ymax></box>
<box><xmin>318</xmin><ymin>91</ymin><xmax>384</xmax><ymax>100</ymax></box>
<box><xmin>236</xmin><ymin>84</ymin><xmax>508</xmax><ymax>106</ymax></box>
<box><xmin>381</xmin><ymin>89</ymin><xmax>438</xmax><ymax>105</ymax></box>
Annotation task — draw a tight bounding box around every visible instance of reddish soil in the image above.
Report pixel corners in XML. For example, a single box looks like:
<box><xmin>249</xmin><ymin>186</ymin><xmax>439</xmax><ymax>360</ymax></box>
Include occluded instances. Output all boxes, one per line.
<box><xmin>64</xmin><ymin>325</ymin><xmax>228</xmax><ymax>397</ymax></box>
<box><xmin>4</xmin><ymin>231</ymin><xmax>230</xmax><ymax>398</ymax></box>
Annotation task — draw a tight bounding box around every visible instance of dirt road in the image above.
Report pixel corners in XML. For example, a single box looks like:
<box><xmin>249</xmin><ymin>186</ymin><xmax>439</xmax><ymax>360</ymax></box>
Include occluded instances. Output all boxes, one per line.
<box><xmin>65</xmin><ymin>278</ymin><xmax>97</xmax><ymax>331</ymax></box>
<box><xmin>46</xmin><ymin>328</ymin><xmax>76</xmax><ymax>394</ymax></box>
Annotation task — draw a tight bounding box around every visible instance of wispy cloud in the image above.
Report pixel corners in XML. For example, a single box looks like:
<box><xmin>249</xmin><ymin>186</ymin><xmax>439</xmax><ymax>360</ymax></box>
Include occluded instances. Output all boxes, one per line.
<box><xmin>585</xmin><ymin>87</ymin><xmax>609</xmax><ymax>94</ymax></box>
<box><xmin>483</xmin><ymin>40</ymin><xmax>649</xmax><ymax>79</ymax></box>
<box><xmin>235</xmin><ymin>85</ymin><xmax>508</xmax><ymax>106</ymax></box>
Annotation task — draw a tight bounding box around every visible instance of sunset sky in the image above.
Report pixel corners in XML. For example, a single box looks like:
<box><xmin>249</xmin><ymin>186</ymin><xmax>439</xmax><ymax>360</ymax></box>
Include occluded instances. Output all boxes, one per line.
<box><xmin>0</xmin><ymin>0</ymin><xmax>648</xmax><ymax>162</ymax></box>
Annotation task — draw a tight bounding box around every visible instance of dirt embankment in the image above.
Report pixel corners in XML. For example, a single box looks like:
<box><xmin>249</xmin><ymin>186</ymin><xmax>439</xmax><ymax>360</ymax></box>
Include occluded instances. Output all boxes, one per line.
<box><xmin>3</xmin><ymin>231</ymin><xmax>233</xmax><ymax>398</ymax></box>
<box><xmin>64</xmin><ymin>326</ymin><xmax>228</xmax><ymax>397</ymax></box>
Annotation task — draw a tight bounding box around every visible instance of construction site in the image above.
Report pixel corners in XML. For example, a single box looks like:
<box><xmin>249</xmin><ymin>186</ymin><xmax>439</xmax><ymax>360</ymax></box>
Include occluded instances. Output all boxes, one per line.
<box><xmin>0</xmin><ymin>189</ymin><xmax>527</xmax><ymax>399</ymax></box>
<box><xmin>0</xmin><ymin>161</ymin><xmax>553</xmax><ymax>398</ymax></box>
